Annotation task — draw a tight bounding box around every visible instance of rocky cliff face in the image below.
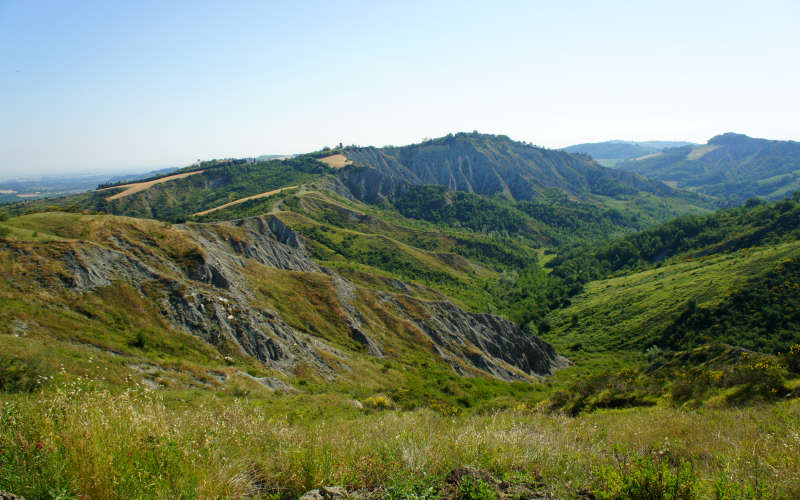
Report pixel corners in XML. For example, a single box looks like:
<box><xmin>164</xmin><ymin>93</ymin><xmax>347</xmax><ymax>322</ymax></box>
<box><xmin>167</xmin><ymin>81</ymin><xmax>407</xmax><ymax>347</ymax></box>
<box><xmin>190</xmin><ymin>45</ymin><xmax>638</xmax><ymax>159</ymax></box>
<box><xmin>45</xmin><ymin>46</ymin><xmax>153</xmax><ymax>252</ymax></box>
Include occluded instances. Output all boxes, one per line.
<box><xmin>340</xmin><ymin>133</ymin><xmax>673</xmax><ymax>202</ymax></box>
<box><xmin>6</xmin><ymin>213</ymin><xmax>568</xmax><ymax>381</ymax></box>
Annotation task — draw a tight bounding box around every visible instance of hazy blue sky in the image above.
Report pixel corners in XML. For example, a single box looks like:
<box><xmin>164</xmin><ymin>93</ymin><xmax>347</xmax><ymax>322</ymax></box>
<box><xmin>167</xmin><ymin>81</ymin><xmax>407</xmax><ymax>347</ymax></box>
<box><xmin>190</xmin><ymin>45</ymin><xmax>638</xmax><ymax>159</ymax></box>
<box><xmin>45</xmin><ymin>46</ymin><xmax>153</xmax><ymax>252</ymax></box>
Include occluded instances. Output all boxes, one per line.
<box><xmin>1</xmin><ymin>0</ymin><xmax>798</xmax><ymax>179</ymax></box>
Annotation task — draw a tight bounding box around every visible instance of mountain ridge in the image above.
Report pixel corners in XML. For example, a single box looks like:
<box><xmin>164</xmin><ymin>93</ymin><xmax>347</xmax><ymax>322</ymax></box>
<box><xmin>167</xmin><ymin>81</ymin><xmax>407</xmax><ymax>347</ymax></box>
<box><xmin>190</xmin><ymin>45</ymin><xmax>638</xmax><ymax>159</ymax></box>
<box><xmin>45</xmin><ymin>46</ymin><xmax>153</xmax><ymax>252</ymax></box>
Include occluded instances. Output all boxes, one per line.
<box><xmin>339</xmin><ymin>132</ymin><xmax>681</xmax><ymax>203</ymax></box>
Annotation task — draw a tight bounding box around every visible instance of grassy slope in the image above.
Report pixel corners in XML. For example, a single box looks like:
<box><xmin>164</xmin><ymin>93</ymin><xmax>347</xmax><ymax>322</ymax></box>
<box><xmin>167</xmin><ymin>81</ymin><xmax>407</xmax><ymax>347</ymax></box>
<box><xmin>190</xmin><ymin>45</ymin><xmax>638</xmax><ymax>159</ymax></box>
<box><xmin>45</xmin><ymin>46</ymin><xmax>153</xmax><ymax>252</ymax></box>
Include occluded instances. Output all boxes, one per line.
<box><xmin>617</xmin><ymin>134</ymin><xmax>800</xmax><ymax>201</ymax></box>
<box><xmin>275</xmin><ymin>191</ymin><xmax>510</xmax><ymax>311</ymax></box>
<box><xmin>4</xmin><ymin>385</ymin><xmax>799</xmax><ymax>498</ymax></box>
<box><xmin>2</xmin><ymin>160</ymin><xmax>799</xmax><ymax>498</ymax></box>
<box><xmin>545</xmin><ymin>240</ymin><xmax>800</xmax><ymax>358</ymax></box>
<box><xmin>0</xmin><ymin>157</ymin><xmax>329</xmax><ymax>222</ymax></box>
<box><xmin>0</xmin><ymin>212</ymin><xmax>550</xmax><ymax>410</ymax></box>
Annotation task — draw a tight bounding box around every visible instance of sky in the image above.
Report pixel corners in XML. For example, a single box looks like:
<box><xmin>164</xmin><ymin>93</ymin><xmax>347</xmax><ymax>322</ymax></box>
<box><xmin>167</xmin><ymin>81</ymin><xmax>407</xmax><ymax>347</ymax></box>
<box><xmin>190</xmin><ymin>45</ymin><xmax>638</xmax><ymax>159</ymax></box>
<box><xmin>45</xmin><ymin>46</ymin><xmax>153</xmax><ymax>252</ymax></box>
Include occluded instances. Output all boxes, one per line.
<box><xmin>1</xmin><ymin>0</ymin><xmax>799</xmax><ymax>180</ymax></box>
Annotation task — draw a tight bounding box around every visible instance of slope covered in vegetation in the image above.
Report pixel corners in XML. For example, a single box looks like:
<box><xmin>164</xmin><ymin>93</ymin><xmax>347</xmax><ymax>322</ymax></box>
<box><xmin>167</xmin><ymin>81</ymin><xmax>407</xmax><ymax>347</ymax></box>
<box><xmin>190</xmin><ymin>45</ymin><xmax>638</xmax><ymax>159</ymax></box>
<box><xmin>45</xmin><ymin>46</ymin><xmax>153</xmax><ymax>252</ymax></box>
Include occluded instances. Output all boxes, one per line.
<box><xmin>3</xmin><ymin>135</ymin><xmax>800</xmax><ymax>499</ymax></box>
<box><xmin>563</xmin><ymin>140</ymin><xmax>695</xmax><ymax>165</ymax></box>
<box><xmin>617</xmin><ymin>133</ymin><xmax>800</xmax><ymax>201</ymax></box>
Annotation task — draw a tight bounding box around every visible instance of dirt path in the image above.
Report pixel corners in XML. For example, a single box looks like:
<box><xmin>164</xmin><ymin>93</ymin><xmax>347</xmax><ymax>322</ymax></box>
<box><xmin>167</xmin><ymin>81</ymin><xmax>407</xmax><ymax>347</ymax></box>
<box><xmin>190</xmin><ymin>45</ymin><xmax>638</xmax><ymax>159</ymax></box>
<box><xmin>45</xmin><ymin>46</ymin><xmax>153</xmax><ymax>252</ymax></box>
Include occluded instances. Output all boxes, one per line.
<box><xmin>99</xmin><ymin>171</ymin><xmax>204</xmax><ymax>201</ymax></box>
<box><xmin>193</xmin><ymin>185</ymin><xmax>298</xmax><ymax>217</ymax></box>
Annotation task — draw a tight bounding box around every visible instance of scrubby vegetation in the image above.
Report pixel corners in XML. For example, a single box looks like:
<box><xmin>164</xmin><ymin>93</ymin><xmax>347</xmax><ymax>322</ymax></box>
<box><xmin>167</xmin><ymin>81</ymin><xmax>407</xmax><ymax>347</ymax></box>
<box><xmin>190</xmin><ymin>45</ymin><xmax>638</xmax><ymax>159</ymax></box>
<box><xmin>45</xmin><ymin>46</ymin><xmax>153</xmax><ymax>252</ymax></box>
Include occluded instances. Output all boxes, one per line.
<box><xmin>617</xmin><ymin>133</ymin><xmax>800</xmax><ymax>201</ymax></box>
<box><xmin>2</xmin><ymin>384</ymin><xmax>799</xmax><ymax>499</ymax></box>
<box><xmin>3</xmin><ymin>134</ymin><xmax>800</xmax><ymax>498</ymax></box>
<box><xmin>0</xmin><ymin>156</ymin><xmax>330</xmax><ymax>223</ymax></box>
<box><xmin>548</xmin><ymin>192</ymin><xmax>800</xmax><ymax>288</ymax></box>
<box><xmin>391</xmin><ymin>185</ymin><xmax>649</xmax><ymax>246</ymax></box>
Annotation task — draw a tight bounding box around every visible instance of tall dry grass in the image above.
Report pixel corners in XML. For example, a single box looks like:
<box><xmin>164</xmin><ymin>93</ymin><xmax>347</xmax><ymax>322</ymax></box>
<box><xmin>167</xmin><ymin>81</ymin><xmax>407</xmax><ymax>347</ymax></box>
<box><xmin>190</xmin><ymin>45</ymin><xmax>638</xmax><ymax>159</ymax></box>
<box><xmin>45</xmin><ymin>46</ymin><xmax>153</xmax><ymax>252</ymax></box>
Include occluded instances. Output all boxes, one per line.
<box><xmin>1</xmin><ymin>381</ymin><xmax>798</xmax><ymax>499</ymax></box>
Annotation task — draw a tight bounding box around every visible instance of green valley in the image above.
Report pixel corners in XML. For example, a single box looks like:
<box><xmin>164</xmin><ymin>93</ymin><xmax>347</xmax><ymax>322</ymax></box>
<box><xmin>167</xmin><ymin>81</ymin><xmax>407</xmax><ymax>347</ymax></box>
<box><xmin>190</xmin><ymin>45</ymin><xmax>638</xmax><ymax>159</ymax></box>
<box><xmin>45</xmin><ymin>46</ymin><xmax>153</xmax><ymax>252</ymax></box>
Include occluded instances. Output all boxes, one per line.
<box><xmin>1</xmin><ymin>134</ymin><xmax>799</xmax><ymax>499</ymax></box>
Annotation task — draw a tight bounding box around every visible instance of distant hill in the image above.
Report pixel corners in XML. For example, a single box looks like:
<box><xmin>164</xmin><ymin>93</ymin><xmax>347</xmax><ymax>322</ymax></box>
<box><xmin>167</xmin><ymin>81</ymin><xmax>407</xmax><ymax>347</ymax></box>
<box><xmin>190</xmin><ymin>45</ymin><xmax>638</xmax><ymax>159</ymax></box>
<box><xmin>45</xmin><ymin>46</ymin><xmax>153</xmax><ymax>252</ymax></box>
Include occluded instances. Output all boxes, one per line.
<box><xmin>616</xmin><ymin>133</ymin><xmax>800</xmax><ymax>201</ymax></box>
<box><xmin>563</xmin><ymin>140</ymin><xmax>696</xmax><ymax>165</ymax></box>
<box><xmin>256</xmin><ymin>154</ymin><xmax>291</xmax><ymax>161</ymax></box>
<box><xmin>340</xmin><ymin>132</ymin><xmax>681</xmax><ymax>202</ymax></box>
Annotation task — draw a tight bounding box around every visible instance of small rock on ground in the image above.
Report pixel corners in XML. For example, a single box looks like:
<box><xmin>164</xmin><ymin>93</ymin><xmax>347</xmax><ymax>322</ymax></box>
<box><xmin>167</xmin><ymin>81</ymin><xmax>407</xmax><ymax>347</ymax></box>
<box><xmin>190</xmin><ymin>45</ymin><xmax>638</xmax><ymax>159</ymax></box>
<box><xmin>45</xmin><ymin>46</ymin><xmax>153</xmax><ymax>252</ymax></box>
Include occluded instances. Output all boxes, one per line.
<box><xmin>299</xmin><ymin>486</ymin><xmax>348</xmax><ymax>500</ymax></box>
<box><xmin>0</xmin><ymin>491</ymin><xmax>25</xmax><ymax>500</ymax></box>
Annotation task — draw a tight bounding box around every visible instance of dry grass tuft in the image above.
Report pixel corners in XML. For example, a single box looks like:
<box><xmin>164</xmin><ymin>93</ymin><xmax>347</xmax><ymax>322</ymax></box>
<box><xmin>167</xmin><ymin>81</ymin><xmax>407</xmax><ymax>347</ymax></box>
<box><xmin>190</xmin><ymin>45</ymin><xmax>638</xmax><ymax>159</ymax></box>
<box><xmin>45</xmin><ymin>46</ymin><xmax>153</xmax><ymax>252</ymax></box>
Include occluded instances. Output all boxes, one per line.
<box><xmin>2</xmin><ymin>384</ymin><xmax>798</xmax><ymax>498</ymax></box>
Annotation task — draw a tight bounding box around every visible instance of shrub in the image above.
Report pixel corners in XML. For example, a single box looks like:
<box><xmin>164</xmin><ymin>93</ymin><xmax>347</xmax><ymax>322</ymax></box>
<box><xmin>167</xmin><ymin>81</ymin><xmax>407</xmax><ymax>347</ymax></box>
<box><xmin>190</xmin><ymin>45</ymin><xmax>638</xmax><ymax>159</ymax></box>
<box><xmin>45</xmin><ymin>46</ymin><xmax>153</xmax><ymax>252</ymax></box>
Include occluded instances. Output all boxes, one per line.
<box><xmin>458</xmin><ymin>476</ymin><xmax>499</xmax><ymax>500</ymax></box>
<box><xmin>229</xmin><ymin>384</ymin><xmax>250</xmax><ymax>398</ymax></box>
<box><xmin>669</xmin><ymin>355</ymin><xmax>788</xmax><ymax>407</ymax></box>
<box><xmin>595</xmin><ymin>457</ymin><xmax>695</xmax><ymax>500</ymax></box>
<box><xmin>384</xmin><ymin>475</ymin><xmax>441</xmax><ymax>500</ymax></box>
<box><xmin>128</xmin><ymin>331</ymin><xmax>146</xmax><ymax>349</ymax></box>
<box><xmin>783</xmin><ymin>344</ymin><xmax>800</xmax><ymax>373</ymax></box>
<box><xmin>0</xmin><ymin>355</ymin><xmax>49</xmax><ymax>393</ymax></box>
<box><xmin>547</xmin><ymin>369</ymin><xmax>656</xmax><ymax>415</ymax></box>
<box><xmin>363</xmin><ymin>394</ymin><xmax>393</xmax><ymax>409</ymax></box>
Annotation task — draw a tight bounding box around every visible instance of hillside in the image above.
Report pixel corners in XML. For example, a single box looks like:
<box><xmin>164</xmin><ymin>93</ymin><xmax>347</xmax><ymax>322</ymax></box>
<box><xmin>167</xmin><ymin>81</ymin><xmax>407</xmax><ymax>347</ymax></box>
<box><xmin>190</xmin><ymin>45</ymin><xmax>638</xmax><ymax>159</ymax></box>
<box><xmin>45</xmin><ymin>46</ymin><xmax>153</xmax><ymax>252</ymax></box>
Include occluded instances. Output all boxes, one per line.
<box><xmin>0</xmin><ymin>211</ymin><xmax>569</xmax><ymax>396</ymax></box>
<box><xmin>563</xmin><ymin>140</ymin><xmax>695</xmax><ymax>165</ymax></box>
<box><xmin>339</xmin><ymin>132</ymin><xmax>687</xmax><ymax>202</ymax></box>
<box><xmin>3</xmin><ymin>195</ymin><xmax>800</xmax><ymax>498</ymax></box>
<box><xmin>547</xmin><ymin>239</ymin><xmax>800</xmax><ymax>356</ymax></box>
<box><xmin>2</xmin><ymin>137</ymin><xmax>800</xmax><ymax>498</ymax></box>
<box><xmin>616</xmin><ymin>133</ymin><xmax>800</xmax><ymax>201</ymax></box>
<box><xmin>1</xmin><ymin>139</ymin><xmax>714</xmax><ymax>248</ymax></box>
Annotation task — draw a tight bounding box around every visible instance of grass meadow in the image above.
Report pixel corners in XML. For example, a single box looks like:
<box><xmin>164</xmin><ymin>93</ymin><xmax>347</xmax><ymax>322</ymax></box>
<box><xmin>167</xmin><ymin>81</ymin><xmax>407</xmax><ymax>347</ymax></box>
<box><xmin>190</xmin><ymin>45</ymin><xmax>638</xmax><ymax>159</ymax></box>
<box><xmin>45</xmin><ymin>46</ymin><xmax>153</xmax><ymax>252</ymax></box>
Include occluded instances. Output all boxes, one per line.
<box><xmin>2</xmin><ymin>381</ymin><xmax>798</xmax><ymax>499</ymax></box>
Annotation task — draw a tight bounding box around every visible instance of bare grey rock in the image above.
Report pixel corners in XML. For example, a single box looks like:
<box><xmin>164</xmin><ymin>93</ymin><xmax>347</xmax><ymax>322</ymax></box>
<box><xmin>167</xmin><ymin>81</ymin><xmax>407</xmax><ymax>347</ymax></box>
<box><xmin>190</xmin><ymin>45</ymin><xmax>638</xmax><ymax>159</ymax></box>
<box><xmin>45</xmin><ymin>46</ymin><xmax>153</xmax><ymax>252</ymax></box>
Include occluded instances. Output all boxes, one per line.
<box><xmin>11</xmin><ymin>212</ymin><xmax>568</xmax><ymax>382</ymax></box>
<box><xmin>332</xmin><ymin>275</ymin><xmax>384</xmax><ymax>357</ymax></box>
<box><xmin>299</xmin><ymin>487</ymin><xmax>348</xmax><ymax>500</ymax></box>
<box><xmin>380</xmin><ymin>294</ymin><xmax>570</xmax><ymax>380</ymax></box>
<box><xmin>321</xmin><ymin>486</ymin><xmax>348</xmax><ymax>498</ymax></box>
<box><xmin>235</xmin><ymin>370</ymin><xmax>296</xmax><ymax>393</ymax></box>
<box><xmin>298</xmin><ymin>490</ymin><xmax>324</xmax><ymax>500</ymax></box>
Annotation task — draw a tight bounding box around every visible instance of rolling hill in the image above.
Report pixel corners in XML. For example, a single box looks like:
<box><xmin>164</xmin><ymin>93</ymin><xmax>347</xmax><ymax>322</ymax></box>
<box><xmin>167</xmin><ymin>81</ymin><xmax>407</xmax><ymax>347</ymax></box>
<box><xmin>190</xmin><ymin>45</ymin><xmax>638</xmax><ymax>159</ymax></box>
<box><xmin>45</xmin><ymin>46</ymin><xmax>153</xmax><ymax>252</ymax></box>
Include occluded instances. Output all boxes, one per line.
<box><xmin>536</xmin><ymin>194</ymin><xmax>800</xmax><ymax>414</ymax></box>
<box><xmin>0</xmin><ymin>210</ymin><xmax>568</xmax><ymax>396</ymax></box>
<box><xmin>616</xmin><ymin>133</ymin><xmax>800</xmax><ymax>201</ymax></box>
<box><xmin>2</xmin><ymin>132</ymin><xmax>800</xmax><ymax>498</ymax></box>
<box><xmin>563</xmin><ymin>140</ymin><xmax>695</xmax><ymax>165</ymax></box>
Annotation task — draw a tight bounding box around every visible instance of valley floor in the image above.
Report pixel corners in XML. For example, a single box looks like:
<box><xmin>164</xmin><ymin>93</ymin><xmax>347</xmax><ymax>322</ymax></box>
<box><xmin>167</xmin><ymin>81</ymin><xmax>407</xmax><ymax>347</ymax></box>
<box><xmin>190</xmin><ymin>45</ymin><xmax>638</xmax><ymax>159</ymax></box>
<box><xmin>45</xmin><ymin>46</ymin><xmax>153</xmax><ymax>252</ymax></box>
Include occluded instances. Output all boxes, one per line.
<box><xmin>2</xmin><ymin>385</ymin><xmax>799</xmax><ymax>499</ymax></box>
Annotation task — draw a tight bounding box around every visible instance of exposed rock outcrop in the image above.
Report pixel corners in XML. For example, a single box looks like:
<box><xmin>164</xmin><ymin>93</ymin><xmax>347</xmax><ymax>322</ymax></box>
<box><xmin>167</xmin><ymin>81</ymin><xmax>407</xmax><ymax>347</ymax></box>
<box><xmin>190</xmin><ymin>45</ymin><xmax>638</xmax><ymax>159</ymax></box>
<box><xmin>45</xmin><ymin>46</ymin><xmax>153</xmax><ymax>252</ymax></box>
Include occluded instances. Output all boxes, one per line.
<box><xmin>340</xmin><ymin>133</ymin><xmax>674</xmax><ymax>203</ymax></box>
<box><xmin>33</xmin><ymin>216</ymin><xmax>345</xmax><ymax>378</ymax></box>
<box><xmin>9</xmin><ymin>213</ymin><xmax>568</xmax><ymax>382</ymax></box>
<box><xmin>378</xmin><ymin>294</ymin><xmax>570</xmax><ymax>380</ymax></box>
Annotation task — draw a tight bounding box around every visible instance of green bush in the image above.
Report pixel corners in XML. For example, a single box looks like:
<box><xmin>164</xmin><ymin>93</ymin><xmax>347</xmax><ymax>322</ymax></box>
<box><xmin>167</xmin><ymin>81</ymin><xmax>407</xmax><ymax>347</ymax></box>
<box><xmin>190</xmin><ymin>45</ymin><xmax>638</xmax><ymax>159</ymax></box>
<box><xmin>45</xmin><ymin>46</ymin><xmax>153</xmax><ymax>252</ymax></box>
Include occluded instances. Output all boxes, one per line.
<box><xmin>783</xmin><ymin>344</ymin><xmax>800</xmax><ymax>373</ymax></box>
<box><xmin>547</xmin><ymin>369</ymin><xmax>656</xmax><ymax>416</ymax></box>
<box><xmin>595</xmin><ymin>457</ymin><xmax>695</xmax><ymax>500</ymax></box>
<box><xmin>669</xmin><ymin>354</ymin><xmax>788</xmax><ymax>407</ymax></box>
<box><xmin>384</xmin><ymin>475</ymin><xmax>441</xmax><ymax>500</ymax></box>
<box><xmin>457</xmin><ymin>476</ymin><xmax>499</xmax><ymax>500</ymax></box>
<box><xmin>0</xmin><ymin>355</ymin><xmax>49</xmax><ymax>393</ymax></box>
<box><xmin>128</xmin><ymin>331</ymin><xmax>147</xmax><ymax>349</ymax></box>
